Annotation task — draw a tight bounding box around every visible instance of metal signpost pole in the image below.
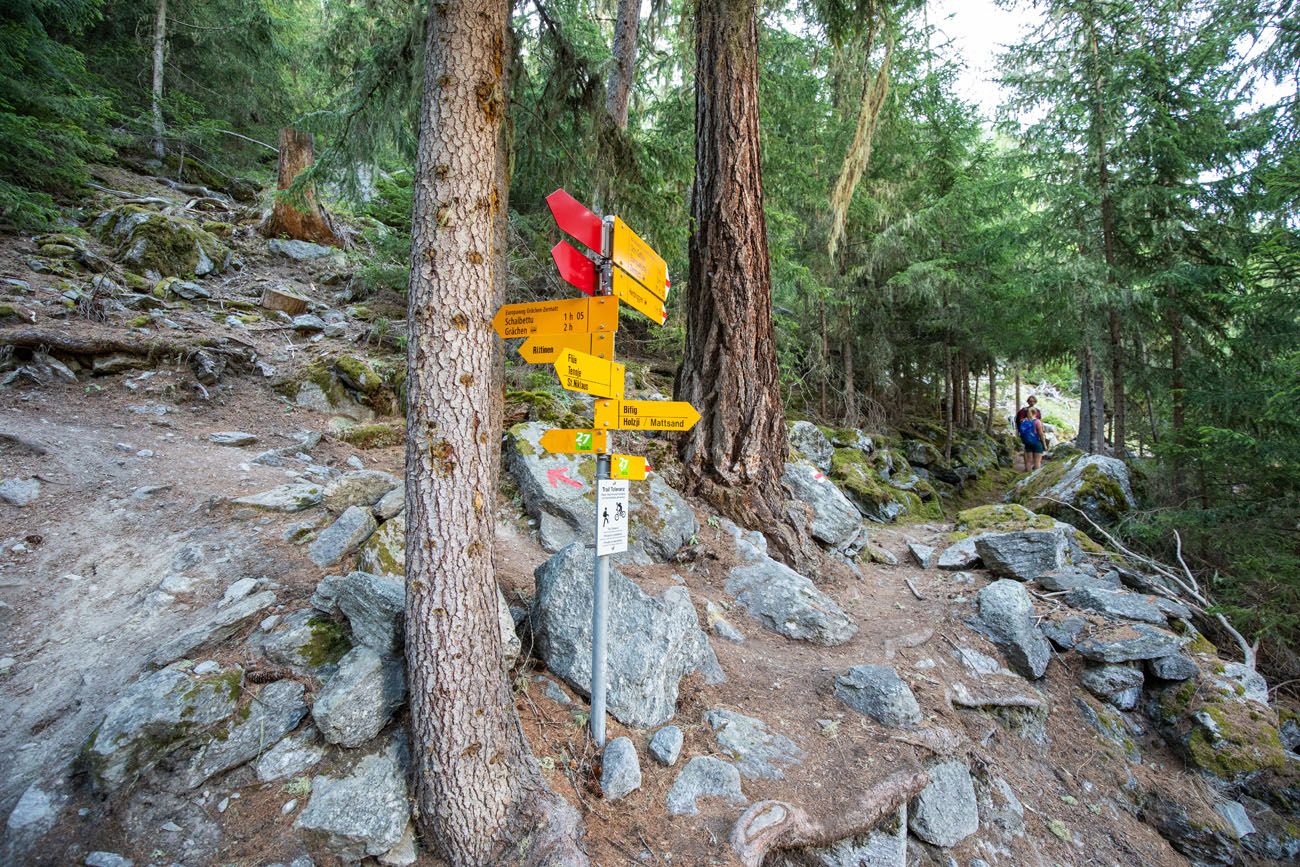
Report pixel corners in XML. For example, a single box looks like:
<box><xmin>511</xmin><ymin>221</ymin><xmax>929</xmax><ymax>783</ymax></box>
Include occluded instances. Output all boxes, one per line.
<box><xmin>590</xmin><ymin>217</ymin><xmax>615</xmax><ymax>747</ymax></box>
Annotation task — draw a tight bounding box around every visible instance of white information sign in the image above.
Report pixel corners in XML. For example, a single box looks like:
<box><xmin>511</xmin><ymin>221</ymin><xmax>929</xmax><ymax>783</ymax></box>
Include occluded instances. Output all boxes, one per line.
<box><xmin>596</xmin><ymin>479</ymin><xmax>630</xmax><ymax>556</ymax></box>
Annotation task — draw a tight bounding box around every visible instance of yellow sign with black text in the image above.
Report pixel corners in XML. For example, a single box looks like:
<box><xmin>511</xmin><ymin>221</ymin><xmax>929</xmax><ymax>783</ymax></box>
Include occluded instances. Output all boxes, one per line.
<box><xmin>517</xmin><ymin>332</ymin><xmax>614</xmax><ymax>364</ymax></box>
<box><xmin>491</xmin><ymin>296</ymin><xmax>618</xmax><ymax>339</ymax></box>
<box><xmin>553</xmin><ymin>349</ymin><xmax>626</xmax><ymax>399</ymax></box>
<box><xmin>611</xmin><ymin>217</ymin><xmax>668</xmax><ymax>300</ymax></box>
<box><xmin>594</xmin><ymin>399</ymin><xmax>701</xmax><ymax>432</ymax></box>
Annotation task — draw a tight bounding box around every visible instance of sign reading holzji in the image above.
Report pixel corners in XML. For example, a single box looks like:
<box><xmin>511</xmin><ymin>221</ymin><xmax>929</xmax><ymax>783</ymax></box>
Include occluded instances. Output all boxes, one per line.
<box><xmin>492</xmin><ymin>187</ymin><xmax>698</xmax><ymax>748</ymax></box>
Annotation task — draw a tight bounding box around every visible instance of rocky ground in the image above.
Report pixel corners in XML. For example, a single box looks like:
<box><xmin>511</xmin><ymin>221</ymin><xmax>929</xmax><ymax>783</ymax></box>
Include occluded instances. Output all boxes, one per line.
<box><xmin>1</xmin><ymin>165</ymin><xmax>1298</xmax><ymax>866</ymax></box>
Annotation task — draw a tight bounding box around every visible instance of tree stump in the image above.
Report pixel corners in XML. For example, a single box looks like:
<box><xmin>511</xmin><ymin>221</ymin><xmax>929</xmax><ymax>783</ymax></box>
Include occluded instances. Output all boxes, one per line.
<box><xmin>260</xmin><ymin>128</ymin><xmax>346</xmax><ymax>248</ymax></box>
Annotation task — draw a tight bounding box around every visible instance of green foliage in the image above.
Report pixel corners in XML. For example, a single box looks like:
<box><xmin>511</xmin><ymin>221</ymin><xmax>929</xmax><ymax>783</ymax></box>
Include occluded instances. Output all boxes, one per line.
<box><xmin>0</xmin><ymin>0</ymin><xmax>112</xmax><ymax>227</ymax></box>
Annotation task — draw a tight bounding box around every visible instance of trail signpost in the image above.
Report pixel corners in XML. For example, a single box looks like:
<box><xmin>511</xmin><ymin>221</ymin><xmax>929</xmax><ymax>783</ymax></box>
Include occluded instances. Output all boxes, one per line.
<box><xmin>493</xmin><ymin>188</ymin><xmax>698</xmax><ymax>746</ymax></box>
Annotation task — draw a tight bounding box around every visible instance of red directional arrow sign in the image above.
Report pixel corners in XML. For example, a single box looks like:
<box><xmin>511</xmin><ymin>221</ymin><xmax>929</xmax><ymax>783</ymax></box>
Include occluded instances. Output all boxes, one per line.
<box><xmin>547</xmin><ymin>467</ymin><xmax>584</xmax><ymax>490</ymax></box>
<box><xmin>551</xmin><ymin>241</ymin><xmax>596</xmax><ymax>296</ymax></box>
<box><xmin>546</xmin><ymin>188</ymin><xmax>603</xmax><ymax>252</ymax></box>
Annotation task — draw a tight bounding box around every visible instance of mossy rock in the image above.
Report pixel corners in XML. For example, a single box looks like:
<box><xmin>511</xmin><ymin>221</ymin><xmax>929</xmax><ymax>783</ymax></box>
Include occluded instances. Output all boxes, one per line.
<box><xmin>201</xmin><ymin>220</ymin><xmax>234</xmax><ymax>238</ymax></box>
<box><xmin>339</xmin><ymin>422</ymin><xmax>404</xmax><ymax>449</ymax></box>
<box><xmin>334</xmin><ymin>354</ymin><xmax>383</xmax><ymax>395</ymax></box>
<box><xmin>302</xmin><ymin>616</ymin><xmax>352</xmax><ymax>667</ymax></box>
<box><xmin>92</xmin><ymin>205</ymin><xmax>231</xmax><ymax>278</ymax></box>
<box><xmin>0</xmin><ymin>304</ymin><xmax>17</xmax><ymax>320</ymax></box>
<box><xmin>956</xmin><ymin>503</ymin><xmax>1056</xmax><ymax>534</ymax></box>
<box><xmin>1156</xmin><ymin>678</ymin><xmax>1289</xmax><ymax>782</ymax></box>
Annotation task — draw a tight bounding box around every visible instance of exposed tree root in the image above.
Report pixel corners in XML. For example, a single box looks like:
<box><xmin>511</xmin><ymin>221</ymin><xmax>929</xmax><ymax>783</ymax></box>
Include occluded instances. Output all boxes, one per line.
<box><xmin>0</xmin><ymin>327</ymin><xmax>252</xmax><ymax>365</ymax></box>
<box><xmin>728</xmin><ymin>768</ymin><xmax>929</xmax><ymax>866</ymax></box>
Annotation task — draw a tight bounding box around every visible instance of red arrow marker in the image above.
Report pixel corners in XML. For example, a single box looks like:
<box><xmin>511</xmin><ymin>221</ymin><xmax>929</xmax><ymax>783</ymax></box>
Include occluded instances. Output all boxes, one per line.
<box><xmin>547</xmin><ymin>467</ymin><xmax>584</xmax><ymax>489</ymax></box>
<box><xmin>546</xmin><ymin>188</ymin><xmax>603</xmax><ymax>253</ymax></box>
<box><xmin>551</xmin><ymin>241</ymin><xmax>596</xmax><ymax>296</ymax></box>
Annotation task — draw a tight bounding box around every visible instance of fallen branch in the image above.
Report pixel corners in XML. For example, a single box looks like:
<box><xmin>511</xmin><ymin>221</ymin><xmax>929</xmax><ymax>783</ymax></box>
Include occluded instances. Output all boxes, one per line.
<box><xmin>84</xmin><ymin>181</ymin><xmax>171</xmax><ymax>207</ymax></box>
<box><xmin>0</xmin><ymin>327</ymin><xmax>252</xmax><ymax>364</ymax></box>
<box><xmin>904</xmin><ymin>577</ymin><xmax>924</xmax><ymax>600</ymax></box>
<box><xmin>729</xmin><ymin>768</ymin><xmax>928</xmax><ymax>867</ymax></box>
<box><xmin>1040</xmin><ymin>496</ymin><xmax>1255</xmax><ymax>671</ymax></box>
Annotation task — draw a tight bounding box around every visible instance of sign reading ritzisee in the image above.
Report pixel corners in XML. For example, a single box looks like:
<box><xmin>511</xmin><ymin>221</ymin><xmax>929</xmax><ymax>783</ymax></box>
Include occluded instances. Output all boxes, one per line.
<box><xmin>610</xmin><ymin>454</ymin><xmax>650</xmax><ymax>481</ymax></box>
<box><xmin>539</xmin><ymin>428</ymin><xmax>607</xmax><ymax>455</ymax></box>
<box><xmin>594</xmin><ymin>399</ymin><xmax>701</xmax><ymax>432</ymax></box>
<box><xmin>491</xmin><ymin>296</ymin><xmax>618</xmax><ymax>339</ymax></box>
<box><xmin>596</xmin><ymin>479</ymin><xmax>630</xmax><ymax>556</ymax></box>
<box><xmin>554</xmin><ymin>348</ymin><xmax>625</xmax><ymax>400</ymax></box>
<box><xmin>612</xmin><ymin>268</ymin><xmax>668</xmax><ymax>325</ymax></box>
<box><xmin>611</xmin><ymin>217</ymin><xmax>669</xmax><ymax>300</ymax></box>
<box><xmin>518</xmin><ymin>332</ymin><xmax>614</xmax><ymax>365</ymax></box>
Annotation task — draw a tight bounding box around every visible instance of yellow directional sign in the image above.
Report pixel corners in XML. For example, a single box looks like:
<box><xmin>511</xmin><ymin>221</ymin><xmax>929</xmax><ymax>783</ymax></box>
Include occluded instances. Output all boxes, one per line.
<box><xmin>611</xmin><ymin>217</ymin><xmax>668</xmax><ymax>300</ymax></box>
<box><xmin>554</xmin><ymin>348</ymin><xmax>626</xmax><ymax>399</ymax></box>
<box><xmin>540</xmin><ymin>428</ymin><xmax>607</xmax><ymax>454</ymax></box>
<box><xmin>491</xmin><ymin>296</ymin><xmax>618</xmax><ymax>339</ymax></box>
<box><xmin>610</xmin><ymin>454</ymin><xmax>650</xmax><ymax>480</ymax></box>
<box><xmin>612</xmin><ymin>268</ymin><xmax>668</xmax><ymax>326</ymax></box>
<box><xmin>517</xmin><ymin>332</ymin><xmax>615</xmax><ymax>365</ymax></box>
<box><xmin>594</xmin><ymin>399</ymin><xmax>701</xmax><ymax>432</ymax></box>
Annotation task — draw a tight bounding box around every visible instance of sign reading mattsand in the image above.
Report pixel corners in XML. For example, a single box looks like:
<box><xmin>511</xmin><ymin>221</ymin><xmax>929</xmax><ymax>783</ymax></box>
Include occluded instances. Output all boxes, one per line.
<box><xmin>594</xmin><ymin>399</ymin><xmax>701</xmax><ymax>432</ymax></box>
<box><xmin>596</xmin><ymin>479</ymin><xmax>630</xmax><ymax>556</ymax></box>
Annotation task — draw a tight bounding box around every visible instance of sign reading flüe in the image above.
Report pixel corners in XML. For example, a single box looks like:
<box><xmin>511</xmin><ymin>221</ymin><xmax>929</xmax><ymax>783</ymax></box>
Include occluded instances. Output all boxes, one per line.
<box><xmin>553</xmin><ymin>348</ymin><xmax>625</xmax><ymax>400</ymax></box>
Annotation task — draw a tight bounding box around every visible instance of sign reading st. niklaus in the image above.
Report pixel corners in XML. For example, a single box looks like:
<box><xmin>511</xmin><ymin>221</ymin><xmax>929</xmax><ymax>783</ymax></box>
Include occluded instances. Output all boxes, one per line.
<box><xmin>490</xmin><ymin>188</ymin><xmax>698</xmax><ymax>748</ymax></box>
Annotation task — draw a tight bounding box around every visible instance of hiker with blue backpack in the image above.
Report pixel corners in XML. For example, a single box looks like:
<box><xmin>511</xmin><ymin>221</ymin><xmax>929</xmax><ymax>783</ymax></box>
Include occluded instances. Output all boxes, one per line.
<box><xmin>1016</xmin><ymin>395</ymin><xmax>1046</xmax><ymax>471</ymax></box>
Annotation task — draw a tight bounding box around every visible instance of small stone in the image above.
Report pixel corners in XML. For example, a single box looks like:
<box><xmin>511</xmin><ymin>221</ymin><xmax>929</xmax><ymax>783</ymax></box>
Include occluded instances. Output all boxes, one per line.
<box><xmin>705</xmin><ymin>600</ymin><xmax>745</xmax><ymax>643</ymax></box>
<box><xmin>666</xmin><ymin>756</ymin><xmax>745</xmax><ymax>816</ymax></box>
<box><xmin>85</xmin><ymin>853</ymin><xmax>133</xmax><ymax>867</ymax></box>
<box><xmin>192</xmin><ymin>660</ymin><xmax>219</xmax><ymax>676</ymax></box>
<box><xmin>1041</xmin><ymin>616</ymin><xmax>1087</xmax><ymax>650</ymax></box>
<box><xmin>1214</xmin><ymin>801</ymin><xmax>1255</xmax><ymax>840</ymax></box>
<box><xmin>600</xmin><ymin>737</ymin><xmax>642</xmax><ymax>801</ymax></box>
<box><xmin>217</xmin><ymin>797</ymin><xmax>230</xmax><ymax>813</ymax></box>
<box><xmin>256</xmin><ymin>729</ymin><xmax>326</xmax><ymax>782</ymax></box>
<box><xmin>1147</xmin><ymin>653</ymin><xmax>1199</xmax><ymax>681</ymax></box>
<box><xmin>908</xmin><ymin>542</ymin><xmax>937</xmax><ymax>569</ymax></box>
<box><xmin>0</xmin><ymin>478</ymin><xmax>40</xmax><ymax>506</ymax></box>
<box><xmin>834</xmin><ymin>664</ymin><xmax>922</xmax><ymax>728</ymax></box>
<box><xmin>1080</xmin><ymin>664</ymin><xmax>1144</xmax><ymax>711</ymax></box>
<box><xmin>209</xmin><ymin>431</ymin><xmax>258</xmax><ymax>447</ymax></box>
<box><xmin>378</xmin><ymin>822</ymin><xmax>418</xmax><ymax>866</ymax></box>
<box><xmin>158</xmin><ymin>574</ymin><xmax>196</xmax><ymax>595</ymax></box>
<box><xmin>219</xmin><ymin>576</ymin><xmax>260</xmax><ymax>608</ymax></box>
<box><xmin>312</xmin><ymin>647</ymin><xmax>405</xmax><ymax>748</ymax></box>
<box><xmin>1065</xmin><ymin>586</ymin><xmax>1167</xmax><ymax>624</ymax></box>
<box><xmin>160</xmin><ymin>821</ymin><xmax>182</xmax><ymax>833</ymax></box>
<box><xmin>293</xmin><ymin>314</ymin><xmax>326</xmax><ymax>332</ymax></box>
<box><xmin>908</xmin><ymin>761</ymin><xmax>980</xmax><ymax>848</ymax></box>
<box><xmin>1075</xmin><ymin>624</ymin><xmax>1184</xmax><ymax>663</ymax></box>
<box><xmin>346</xmin><ymin>455</ymin><xmax>365</xmax><ymax>470</ymax></box>
<box><xmin>539</xmin><ymin>677</ymin><xmax>572</xmax><ymax>705</ymax></box>
<box><xmin>705</xmin><ymin>709</ymin><xmax>803</xmax><ymax>780</ymax></box>
<box><xmin>231</xmin><ymin>483</ymin><xmax>322</xmax><ymax>512</ymax></box>
<box><xmin>974</xmin><ymin>579</ymin><xmax>1052</xmax><ymax>679</ymax></box>
<box><xmin>295</xmin><ymin>738</ymin><xmax>410</xmax><ymax>861</ymax></box>
<box><xmin>322</xmin><ymin>470</ymin><xmax>401</xmax><ymax>513</ymax></box>
<box><xmin>373</xmin><ymin>487</ymin><xmax>405</xmax><ymax>520</ymax></box>
<box><xmin>282</xmin><ymin>799</ymin><xmax>299</xmax><ymax>815</ymax></box>
<box><xmin>649</xmin><ymin>726</ymin><xmax>684</xmax><ymax>766</ymax></box>
<box><xmin>0</xmin><ymin>656</ymin><xmax>15</xmax><ymax>673</ymax></box>
<box><xmin>308</xmin><ymin>506</ymin><xmax>378</xmax><ymax>567</ymax></box>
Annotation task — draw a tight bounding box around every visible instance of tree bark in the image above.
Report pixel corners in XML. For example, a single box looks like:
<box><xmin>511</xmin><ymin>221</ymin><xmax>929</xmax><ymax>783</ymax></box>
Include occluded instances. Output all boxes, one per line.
<box><xmin>261</xmin><ymin>128</ymin><xmax>346</xmax><ymax>247</ymax></box>
<box><xmin>942</xmin><ymin>343</ymin><xmax>954</xmax><ymax>460</ymax></box>
<box><xmin>986</xmin><ymin>360</ymin><xmax>995</xmax><ymax>435</ymax></box>
<box><xmin>1078</xmin><ymin>351</ymin><xmax>1093</xmax><ymax>452</ymax></box>
<box><xmin>677</xmin><ymin>0</ymin><xmax>803</xmax><ymax>564</ymax></box>
<box><xmin>404</xmin><ymin>0</ymin><xmax>585</xmax><ymax>862</ymax></box>
<box><xmin>1091</xmin><ymin>356</ymin><xmax>1106</xmax><ymax>453</ymax></box>
<box><xmin>819</xmin><ymin>299</ymin><xmax>829</xmax><ymax>420</ymax></box>
<box><xmin>151</xmin><ymin>0</ymin><xmax>167</xmax><ymax>159</ymax></box>
<box><xmin>605</xmin><ymin>0</ymin><xmax>641</xmax><ymax>130</ymax></box>
<box><xmin>1109</xmin><ymin>306</ymin><xmax>1124</xmax><ymax>453</ymax></box>
<box><xmin>1014</xmin><ymin>366</ymin><xmax>1021</xmax><ymax>418</ymax></box>
<box><xmin>842</xmin><ymin>331</ymin><xmax>858</xmax><ymax>427</ymax></box>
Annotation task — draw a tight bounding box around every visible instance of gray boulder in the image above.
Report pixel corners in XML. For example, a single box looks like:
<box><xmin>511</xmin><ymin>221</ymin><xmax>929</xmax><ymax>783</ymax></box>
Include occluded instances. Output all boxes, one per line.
<box><xmin>2</xmin><ymin>779</ymin><xmax>70</xmax><ymax>864</ymax></box>
<box><xmin>600</xmin><ymin>737</ymin><xmax>642</xmax><ymax>802</ymax></box>
<box><xmin>835</xmin><ymin>665</ymin><xmax>922</xmax><ymax>728</ymax></box>
<box><xmin>530</xmin><ymin>544</ymin><xmax>720</xmax><ymax>728</ymax></box>
<box><xmin>788</xmin><ymin>421</ymin><xmax>833</xmax><ymax>470</ymax></box>
<box><xmin>295</xmin><ymin>738</ymin><xmax>410</xmax><ymax>862</ymax></box>
<box><xmin>1037</xmin><ymin>567</ymin><xmax>1121</xmax><ymax>592</ymax></box>
<box><xmin>1041</xmin><ymin>616</ymin><xmax>1087</xmax><ymax>651</ymax></box>
<box><xmin>974</xmin><ymin>580</ymin><xmax>1051</xmax><ymax>679</ymax></box>
<box><xmin>1</xmin><ymin>478</ymin><xmax>41</xmax><ymax>506</ymax></box>
<box><xmin>1065</xmin><ymin>586</ymin><xmax>1167</xmax><ymax>625</ymax></box>
<box><xmin>1014</xmin><ymin>453</ymin><xmax>1136</xmax><ymax>528</ymax></box>
<box><xmin>650</xmin><ymin>726</ymin><xmax>684</xmax><ymax>767</ymax></box>
<box><xmin>1147</xmin><ymin>654</ymin><xmax>1199</xmax><ymax>682</ymax></box>
<box><xmin>312</xmin><ymin>647</ymin><xmax>406</xmax><ymax>747</ymax></box>
<box><xmin>231</xmin><ymin>483</ymin><xmax>322</xmax><ymax>512</ymax></box>
<box><xmin>705</xmin><ymin>709</ymin><xmax>804</xmax><ymax>780</ymax></box>
<box><xmin>975</xmin><ymin>529</ymin><xmax>1076</xmax><ymax>580</ymax></box>
<box><xmin>185</xmin><ymin>680</ymin><xmax>307</xmax><ymax>787</ymax></box>
<box><xmin>93</xmin><ymin>205</ymin><xmax>231</xmax><ymax>277</ymax></box>
<box><xmin>357</xmin><ymin>515</ymin><xmax>404</xmax><ymax>577</ymax></box>
<box><xmin>783</xmin><ymin>461</ymin><xmax>864</xmax><ymax>550</ymax></box>
<box><xmin>85</xmin><ymin>665</ymin><xmax>242</xmax><ymax>792</ymax></box>
<box><xmin>322</xmin><ymin>470</ymin><xmax>400</xmax><ymax>513</ymax></box>
<box><xmin>308</xmin><ymin>505</ymin><xmax>378</xmax><ymax>567</ymax></box>
<box><xmin>373</xmin><ymin>487</ymin><xmax>404</xmax><ymax>520</ymax></box>
<box><xmin>908</xmin><ymin>761</ymin><xmax>979</xmax><ymax>848</ymax></box>
<box><xmin>256</xmin><ymin>728</ymin><xmax>326</xmax><ymax>782</ymax></box>
<box><xmin>292</xmin><ymin>314</ymin><xmax>326</xmax><ymax>332</ymax></box>
<box><xmin>770</xmin><ymin>807</ymin><xmax>906</xmax><ymax>867</ymax></box>
<box><xmin>505</xmin><ymin>422</ymin><xmax>696</xmax><ymax>563</ymax></box>
<box><xmin>936</xmin><ymin>536</ymin><xmax>984</xmax><ymax>570</ymax></box>
<box><xmin>252</xmin><ymin>609</ymin><xmax>350</xmax><ymax>674</ymax></box>
<box><xmin>85</xmin><ymin>853</ymin><xmax>133</xmax><ymax>867</ymax></box>
<box><xmin>908</xmin><ymin>542</ymin><xmax>936</xmax><ymax>569</ymax></box>
<box><xmin>725</xmin><ymin>556</ymin><xmax>856</xmax><ymax>646</ymax></box>
<box><xmin>269</xmin><ymin>238</ymin><xmax>338</xmax><ymax>260</ymax></box>
<box><xmin>1075</xmin><ymin>624</ymin><xmax>1184</xmax><ymax>663</ymax></box>
<box><xmin>151</xmin><ymin>590</ymin><xmax>277</xmax><ymax>666</ymax></box>
<box><xmin>337</xmin><ymin>571</ymin><xmax>405</xmax><ymax>653</ymax></box>
<box><xmin>1080</xmin><ymin>665</ymin><xmax>1144</xmax><ymax>711</ymax></box>
<box><xmin>208</xmin><ymin>431</ymin><xmax>257</xmax><ymax>447</ymax></box>
<box><xmin>666</xmin><ymin>757</ymin><xmax>746</xmax><ymax>816</ymax></box>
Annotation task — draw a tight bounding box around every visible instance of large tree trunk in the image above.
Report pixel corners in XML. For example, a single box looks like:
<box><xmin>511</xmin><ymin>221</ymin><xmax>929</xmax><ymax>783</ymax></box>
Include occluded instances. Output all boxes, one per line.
<box><xmin>151</xmin><ymin>0</ymin><xmax>167</xmax><ymax>159</ymax></box>
<box><xmin>1090</xmin><ymin>357</ymin><xmax>1106</xmax><ymax>453</ymax></box>
<box><xmin>942</xmin><ymin>343</ymin><xmax>954</xmax><ymax>460</ymax></box>
<box><xmin>986</xmin><ymin>360</ymin><xmax>995</xmax><ymax>435</ymax></box>
<box><xmin>261</xmin><ymin>128</ymin><xmax>346</xmax><ymax>247</ymax></box>
<box><xmin>1109</xmin><ymin>307</ymin><xmax>1124</xmax><ymax>453</ymax></box>
<box><xmin>819</xmin><ymin>299</ymin><xmax>829</xmax><ymax>420</ymax></box>
<box><xmin>842</xmin><ymin>331</ymin><xmax>858</xmax><ymax>427</ymax></box>
<box><xmin>605</xmin><ymin>0</ymin><xmax>641</xmax><ymax>130</ymax></box>
<box><xmin>1014</xmin><ymin>366</ymin><xmax>1021</xmax><ymax>419</ymax></box>
<box><xmin>404</xmin><ymin>0</ymin><xmax>585</xmax><ymax>862</ymax></box>
<box><xmin>677</xmin><ymin>0</ymin><xmax>803</xmax><ymax>564</ymax></box>
<box><xmin>1078</xmin><ymin>350</ymin><xmax>1093</xmax><ymax>452</ymax></box>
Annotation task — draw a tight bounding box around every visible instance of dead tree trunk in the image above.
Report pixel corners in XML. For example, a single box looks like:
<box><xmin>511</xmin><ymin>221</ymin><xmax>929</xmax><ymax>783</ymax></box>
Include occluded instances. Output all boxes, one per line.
<box><xmin>605</xmin><ymin>0</ymin><xmax>641</xmax><ymax>130</ymax></box>
<box><xmin>151</xmin><ymin>0</ymin><xmax>167</xmax><ymax>158</ymax></box>
<box><xmin>404</xmin><ymin>0</ymin><xmax>585</xmax><ymax>862</ymax></box>
<box><xmin>677</xmin><ymin>0</ymin><xmax>804</xmax><ymax>564</ymax></box>
<box><xmin>261</xmin><ymin>128</ymin><xmax>345</xmax><ymax>247</ymax></box>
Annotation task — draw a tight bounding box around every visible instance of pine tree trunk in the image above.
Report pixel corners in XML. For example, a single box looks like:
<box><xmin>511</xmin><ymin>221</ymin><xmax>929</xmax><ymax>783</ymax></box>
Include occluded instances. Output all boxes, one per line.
<box><xmin>1109</xmin><ymin>307</ymin><xmax>1124</xmax><ymax>454</ymax></box>
<box><xmin>842</xmin><ymin>332</ymin><xmax>858</xmax><ymax>426</ymax></box>
<box><xmin>605</xmin><ymin>0</ymin><xmax>641</xmax><ymax>130</ymax></box>
<box><xmin>151</xmin><ymin>0</ymin><xmax>167</xmax><ymax>159</ymax></box>
<box><xmin>1078</xmin><ymin>351</ymin><xmax>1092</xmax><ymax>452</ymax></box>
<box><xmin>405</xmin><ymin>0</ymin><xmax>584</xmax><ymax>862</ymax></box>
<box><xmin>986</xmin><ymin>360</ymin><xmax>995</xmax><ymax>435</ymax></box>
<box><xmin>1091</xmin><ymin>361</ymin><xmax>1106</xmax><ymax>454</ymax></box>
<box><xmin>261</xmin><ymin>128</ymin><xmax>345</xmax><ymax>247</ymax></box>
<box><xmin>819</xmin><ymin>299</ymin><xmax>829</xmax><ymax>420</ymax></box>
<box><xmin>678</xmin><ymin>0</ymin><xmax>803</xmax><ymax>564</ymax></box>
<box><xmin>1014</xmin><ymin>367</ymin><xmax>1021</xmax><ymax>419</ymax></box>
<box><xmin>942</xmin><ymin>343</ymin><xmax>954</xmax><ymax>460</ymax></box>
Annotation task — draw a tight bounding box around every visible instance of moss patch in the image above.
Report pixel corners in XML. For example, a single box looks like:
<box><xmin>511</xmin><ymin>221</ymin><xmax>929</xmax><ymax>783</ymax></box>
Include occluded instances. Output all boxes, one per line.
<box><xmin>340</xmin><ymin>422</ymin><xmax>404</xmax><ymax>449</ymax></box>
<box><xmin>303</xmin><ymin>616</ymin><xmax>351</xmax><ymax>667</ymax></box>
<box><xmin>334</xmin><ymin>354</ymin><xmax>383</xmax><ymax>394</ymax></box>
<box><xmin>955</xmin><ymin>503</ymin><xmax>1055</xmax><ymax>534</ymax></box>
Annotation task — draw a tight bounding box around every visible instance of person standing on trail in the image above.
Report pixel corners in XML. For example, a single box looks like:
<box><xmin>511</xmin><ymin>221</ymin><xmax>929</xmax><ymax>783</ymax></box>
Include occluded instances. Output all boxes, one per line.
<box><xmin>1016</xmin><ymin>395</ymin><xmax>1045</xmax><ymax>471</ymax></box>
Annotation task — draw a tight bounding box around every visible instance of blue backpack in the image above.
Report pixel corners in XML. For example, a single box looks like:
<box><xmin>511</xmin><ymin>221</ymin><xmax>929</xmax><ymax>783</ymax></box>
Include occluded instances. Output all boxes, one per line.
<box><xmin>1019</xmin><ymin>417</ymin><xmax>1041</xmax><ymax>447</ymax></box>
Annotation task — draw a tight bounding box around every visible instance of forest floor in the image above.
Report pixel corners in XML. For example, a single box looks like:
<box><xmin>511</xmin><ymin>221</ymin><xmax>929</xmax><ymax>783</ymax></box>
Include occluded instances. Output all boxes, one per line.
<box><xmin>0</xmin><ymin>169</ymin><xmax>1250</xmax><ymax>866</ymax></box>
